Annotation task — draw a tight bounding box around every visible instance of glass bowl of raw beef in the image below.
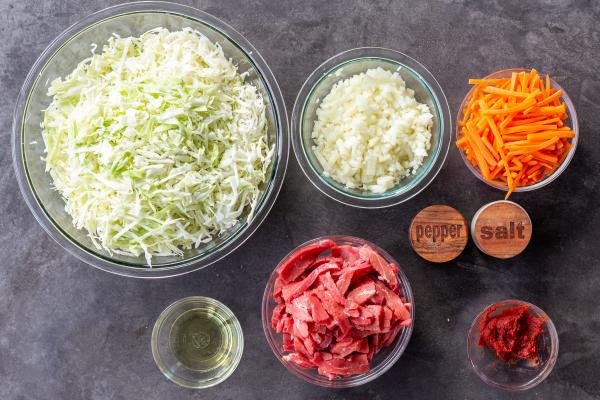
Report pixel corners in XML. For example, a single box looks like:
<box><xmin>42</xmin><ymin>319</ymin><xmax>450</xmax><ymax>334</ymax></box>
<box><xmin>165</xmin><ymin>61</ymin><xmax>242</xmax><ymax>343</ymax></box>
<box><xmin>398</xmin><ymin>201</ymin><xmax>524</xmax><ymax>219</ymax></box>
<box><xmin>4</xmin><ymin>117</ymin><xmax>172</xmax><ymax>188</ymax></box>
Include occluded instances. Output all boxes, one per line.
<box><xmin>261</xmin><ymin>235</ymin><xmax>415</xmax><ymax>388</ymax></box>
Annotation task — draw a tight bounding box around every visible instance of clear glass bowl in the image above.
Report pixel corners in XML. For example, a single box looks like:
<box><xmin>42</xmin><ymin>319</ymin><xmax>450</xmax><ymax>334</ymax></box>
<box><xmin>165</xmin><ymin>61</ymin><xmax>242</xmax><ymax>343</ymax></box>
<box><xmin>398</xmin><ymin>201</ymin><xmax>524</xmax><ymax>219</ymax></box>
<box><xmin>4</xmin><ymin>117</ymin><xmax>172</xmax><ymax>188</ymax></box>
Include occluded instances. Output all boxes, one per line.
<box><xmin>467</xmin><ymin>299</ymin><xmax>559</xmax><ymax>391</ymax></box>
<box><xmin>291</xmin><ymin>47</ymin><xmax>451</xmax><ymax>208</ymax></box>
<box><xmin>151</xmin><ymin>296</ymin><xmax>244</xmax><ymax>389</ymax></box>
<box><xmin>261</xmin><ymin>235</ymin><xmax>415</xmax><ymax>388</ymax></box>
<box><xmin>455</xmin><ymin>68</ymin><xmax>578</xmax><ymax>192</ymax></box>
<box><xmin>11</xmin><ymin>1</ymin><xmax>289</xmax><ymax>278</ymax></box>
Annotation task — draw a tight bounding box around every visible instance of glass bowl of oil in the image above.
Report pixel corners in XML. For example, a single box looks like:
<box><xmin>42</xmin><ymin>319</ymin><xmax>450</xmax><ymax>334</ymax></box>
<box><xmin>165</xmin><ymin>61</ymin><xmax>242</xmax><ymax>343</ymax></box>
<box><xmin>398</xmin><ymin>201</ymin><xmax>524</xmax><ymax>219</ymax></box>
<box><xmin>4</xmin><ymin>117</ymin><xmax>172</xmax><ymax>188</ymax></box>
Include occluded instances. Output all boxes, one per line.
<box><xmin>151</xmin><ymin>296</ymin><xmax>244</xmax><ymax>388</ymax></box>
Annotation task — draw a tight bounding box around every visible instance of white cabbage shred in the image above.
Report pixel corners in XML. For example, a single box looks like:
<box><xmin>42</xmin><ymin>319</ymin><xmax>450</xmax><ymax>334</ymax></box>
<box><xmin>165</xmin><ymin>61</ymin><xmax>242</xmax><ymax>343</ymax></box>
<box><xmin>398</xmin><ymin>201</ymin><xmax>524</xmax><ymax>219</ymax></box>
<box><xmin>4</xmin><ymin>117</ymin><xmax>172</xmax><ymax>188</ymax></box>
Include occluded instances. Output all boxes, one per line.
<box><xmin>42</xmin><ymin>28</ymin><xmax>273</xmax><ymax>264</ymax></box>
<box><xmin>312</xmin><ymin>67</ymin><xmax>433</xmax><ymax>193</ymax></box>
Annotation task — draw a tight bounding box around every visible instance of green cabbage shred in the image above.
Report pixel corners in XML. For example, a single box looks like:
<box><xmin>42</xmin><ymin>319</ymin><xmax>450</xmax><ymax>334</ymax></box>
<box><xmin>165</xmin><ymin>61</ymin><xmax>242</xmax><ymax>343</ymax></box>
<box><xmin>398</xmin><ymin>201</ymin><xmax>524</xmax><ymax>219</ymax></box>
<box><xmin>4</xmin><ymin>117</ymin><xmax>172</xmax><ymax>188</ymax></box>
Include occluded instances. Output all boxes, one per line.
<box><xmin>42</xmin><ymin>28</ymin><xmax>274</xmax><ymax>265</ymax></box>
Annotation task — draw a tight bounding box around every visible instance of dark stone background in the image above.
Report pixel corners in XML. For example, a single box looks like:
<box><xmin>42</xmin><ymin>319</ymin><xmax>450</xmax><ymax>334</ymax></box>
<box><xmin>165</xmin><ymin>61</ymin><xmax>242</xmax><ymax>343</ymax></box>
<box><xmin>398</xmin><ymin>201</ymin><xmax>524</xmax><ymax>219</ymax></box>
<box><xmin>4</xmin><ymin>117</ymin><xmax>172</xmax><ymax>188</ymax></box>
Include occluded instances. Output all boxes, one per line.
<box><xmin>1</xmin><ymin>0</ymin><xmax>599</xmax><ymax>399</ymax></box>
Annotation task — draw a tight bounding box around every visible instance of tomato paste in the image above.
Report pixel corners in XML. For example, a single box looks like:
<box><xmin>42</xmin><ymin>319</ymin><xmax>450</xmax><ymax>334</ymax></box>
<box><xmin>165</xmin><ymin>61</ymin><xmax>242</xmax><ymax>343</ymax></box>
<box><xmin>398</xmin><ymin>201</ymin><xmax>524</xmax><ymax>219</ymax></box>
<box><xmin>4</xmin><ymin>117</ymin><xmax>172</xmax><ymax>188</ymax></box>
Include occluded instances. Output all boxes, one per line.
<box><xmin>478</xmin><ymin>304</ymin><xmax>545</xmax><ymax>363</ymax></box>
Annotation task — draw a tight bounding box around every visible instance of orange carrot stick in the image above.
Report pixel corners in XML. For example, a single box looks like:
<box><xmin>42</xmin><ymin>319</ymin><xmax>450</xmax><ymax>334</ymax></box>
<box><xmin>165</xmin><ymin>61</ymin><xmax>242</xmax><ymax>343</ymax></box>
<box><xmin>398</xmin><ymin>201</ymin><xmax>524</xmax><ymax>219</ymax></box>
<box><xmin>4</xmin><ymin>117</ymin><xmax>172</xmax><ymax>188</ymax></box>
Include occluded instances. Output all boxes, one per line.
<box><xmin>483</xmin><ymin>92</ymin><xmax>538</xmax><ymax>115</ymax></box>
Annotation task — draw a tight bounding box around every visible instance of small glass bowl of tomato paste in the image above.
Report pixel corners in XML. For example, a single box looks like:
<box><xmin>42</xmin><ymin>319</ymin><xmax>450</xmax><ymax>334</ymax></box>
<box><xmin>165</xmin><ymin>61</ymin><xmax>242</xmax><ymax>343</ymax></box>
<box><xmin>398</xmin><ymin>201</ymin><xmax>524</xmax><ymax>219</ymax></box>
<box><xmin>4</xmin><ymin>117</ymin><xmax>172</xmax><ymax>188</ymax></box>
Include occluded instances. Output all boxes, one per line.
<box><xmin>467</xmin><ymin>299</ymin><xmax>559</xmax><ymax>391</ymax></box>
<box><xmin>261</xmin><ymin>235</ymin><xmax>415</xmax><ymax>388</ymax></box>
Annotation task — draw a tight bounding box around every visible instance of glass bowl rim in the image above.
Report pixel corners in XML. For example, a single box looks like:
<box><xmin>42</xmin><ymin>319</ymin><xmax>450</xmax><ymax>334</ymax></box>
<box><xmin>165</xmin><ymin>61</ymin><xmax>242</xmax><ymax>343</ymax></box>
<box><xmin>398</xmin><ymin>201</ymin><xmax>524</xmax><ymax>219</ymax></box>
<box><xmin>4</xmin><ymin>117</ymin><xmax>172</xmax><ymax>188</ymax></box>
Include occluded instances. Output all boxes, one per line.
<box><xmin>11</xmin><ymin>1</ymin><xmax>289</xmax><ymax>278</ymax></box>
<box><xmin>151</xmin><ymin>296</ymin><xmax>244</xmax><ymax>389</ymax></box>
<box><xmin>466</xmin><ymin>299</ymin><xmax>559</xmax><ymax>391</ymax></box>
<box><xmin>455</xmin><ymin>67</ymin><xmax>579</xmax><ymax>192</ymax></box>
<box><xmin>291</xmin><ymin>47</ymin><xmax>451</xmax><ymax>209</ymax></box>
<box><xmin>261</xmin><ymin>234</ymin><xmax>415</xmax><ymax>388</ymax></box>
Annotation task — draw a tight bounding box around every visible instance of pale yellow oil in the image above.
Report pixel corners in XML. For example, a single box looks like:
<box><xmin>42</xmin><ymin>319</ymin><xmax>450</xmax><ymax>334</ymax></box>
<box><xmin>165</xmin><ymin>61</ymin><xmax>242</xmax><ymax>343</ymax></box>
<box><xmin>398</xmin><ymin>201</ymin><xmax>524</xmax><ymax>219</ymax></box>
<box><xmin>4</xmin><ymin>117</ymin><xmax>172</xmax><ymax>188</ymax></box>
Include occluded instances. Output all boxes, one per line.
<box><xmin>169</xmin><ymin>308</ymin><xmax>236</xmax><ymax>372</ymax></box>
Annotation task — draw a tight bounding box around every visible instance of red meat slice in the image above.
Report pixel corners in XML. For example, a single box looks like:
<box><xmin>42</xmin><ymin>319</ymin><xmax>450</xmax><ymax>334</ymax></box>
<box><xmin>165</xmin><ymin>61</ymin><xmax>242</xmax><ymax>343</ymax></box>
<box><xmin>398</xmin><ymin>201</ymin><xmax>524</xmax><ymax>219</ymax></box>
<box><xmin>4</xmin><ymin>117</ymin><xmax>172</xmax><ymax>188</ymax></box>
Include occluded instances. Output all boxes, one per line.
<box><xmin>321</xmin><ymin>334</ymin><xmax>334</xmax><ymax>350</ymax></box>
<box><xmin>370</xmin><ymin>289</ymin><xmax>385</xmax><ymax>305</ymax></box>
<box><xmin>308</xmin><ymin>293</ymin><xmax>329</xmax><ymax>323</ymax></box>
<box><xmin>351</xmin><ymin>305</ymin><xmax>396</xmax><ymax>335</ymax></box>
<box><xmin>349</xmin><ymin>316</ymin><xmax>375</xmax><ymax>326</ymax></box>
<box><xmin>283</xmin><ymin>333</ymin><xmax>294</xmax><ymax>351</ymax></box>
<box><xmin>348</xmin><ymin>328</ymin><xmax>374</xmax><ymax>340</ymax></box>
<box><xmin>313</xmin><ymin>287</ymin><xmax>341</xmax><ymax>317</ymax></box>
<box><xmin>348</xmin><ymin>303</ymin><xmax>377</xmax><ymax>327</ymax></box>
<box><xmin>303</xmin><ymin>336</ymin><xmax>317</xmax><ymax>356</ymax></box>
<box><xmin>293</xmin><ymin>336</ymin><xmax>309</xmax><ymax>357</ymax></box>
<box><xmin>281</xmin><ymin>263</ymin><xmax>340</xmax><ymax>302</ymax></box>
<box><xmin>275</xmin><ymin>315</ymin><xmax>292</xmax><ymax>333</ymax></box>
<box><xmin>380</xmin><ymin>306</ymin><xmax>393</xmax><ymax>332</ymax></box>
<box><xmin>343</xmin><ymin>300</ymin><xmax>360</xmax><ymax>318</ymax></box>
<box><xmin>317</xmin><ymin>272</ymin><xmax>346</xmax><ymax>305</ymax></box>
<box><xmin>283</xmin><ymin>353</ymin><xmax>315</xmax><ymax>369</ymax></box>
<box><xmin>311</xmin><ymin>331</ymin><xmax>333</xmax><ymax>350</ymax></box>
<box><xmin>312</xmin><ymin>351</ymin><xmax>333</xmax><ymax>363</ymax></box>
<box><xmin>364</xmin><ymin>304</ymin><xmax>382</xmax><ymax>320</ymax></box>
<box><xmin>331</xmin><ymin>245</ymin><xmax>360</xmax><ymax>263</ymax></box>
<box><xmin>284</xmin><ymin>315</ymin><xmax>293</xmax><ymax>332</ymax></box>
<box><xmin>309</xmin><ymin>351</ymin><xmax>335</xmax><ymax>367</ymax></box>
<box><xmin>370</xmin><ymin>333</ymin><xmax>382</xmax><ymax>354</ymax></box>
<box><xmin>277</xmin><ymin>239</ymin><xmax>335</xmax><ymax>283</ymax></box>
<box><xmin>335</xmin><ymin>272</ymin><xmax>353</xmax><ymax>296</ymax></box>
<box><xmin>287</xmin><ymin>295</ymin><xmax>312</xmax><ymax>322</ymax></box>
<box><xmin>273</xmin><ymin>277</ymin><xmax>284</xmax><ymax>302</ymax></box>
<box><xmin>313</xmin><ymin>296</ymin><xmax>338</xmax><ymax>332</ymax></box>
<box><xmin>358</xmin><ymin>306</ymin><xmax>376</xmax><ymax>320</ymax></box>
<box><xmin>317</xmin><ymin>354</ymin><xmax>370</xmax><ymax>379</ymax></box>
<box><xmin>293</xmin><ymin>319</ymin><xmax>309</xmax><ymax>338</ymax></box>
<box><xmin>347</xmin><ymin>280</ymin><xmax>376</xmax><ymax>305</ymax></box>
<box><xmin>358</xmin><ymin>245</ymin><xmax>399</xmax><ymax>290</ymax></box>
<box><xmin>331</xmin><ymin>338</ymin><xmax>369</xmax><ymax>357</ymax></box>
<box><xmin>314</xmin><ymin>323</ymin><xmax>327</xmax><ymax>335</ymax></box>
<box><xmin>271</xmin><ymin>304</ymin><xmax>285</xmax><ymax>329</ymax></box>
<box><xmin>353</xmin><ymin>318</ymin><xmax>383</xmax><ymax>334</ymax></box>
<box><xmin>312</xmin><ymin>256</ymin><xmax>345</xmax><ymax>269</ymax></box>
<box><xmin>381</xmin><ymin>322</ymin><xmax>403</xmax><ymax>347</ymax></box>
<box><xmin>374</xmin><ymin>281</ymin><xmax>410</xmax><ymax>321</ymax></box>
<box><xmin>333</xmin><ymin>259</ymin><xmax>373</xmax><ymax>295</ymax></box>
<box><xmin>315</xmin><ymin>287</ymin><xmax>353</xmax><ymax>337</ymax></box>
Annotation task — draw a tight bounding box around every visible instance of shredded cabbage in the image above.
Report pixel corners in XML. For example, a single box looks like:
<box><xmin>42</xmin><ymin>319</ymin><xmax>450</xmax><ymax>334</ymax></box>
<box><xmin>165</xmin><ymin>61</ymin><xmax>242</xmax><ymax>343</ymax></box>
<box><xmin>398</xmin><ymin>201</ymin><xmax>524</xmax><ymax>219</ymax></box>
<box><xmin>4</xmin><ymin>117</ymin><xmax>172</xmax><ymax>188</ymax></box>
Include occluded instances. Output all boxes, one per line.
<box><xmin>42</xmin><ymin>28</ymin><xmax>273</xmax><ymax>265</ymax></box>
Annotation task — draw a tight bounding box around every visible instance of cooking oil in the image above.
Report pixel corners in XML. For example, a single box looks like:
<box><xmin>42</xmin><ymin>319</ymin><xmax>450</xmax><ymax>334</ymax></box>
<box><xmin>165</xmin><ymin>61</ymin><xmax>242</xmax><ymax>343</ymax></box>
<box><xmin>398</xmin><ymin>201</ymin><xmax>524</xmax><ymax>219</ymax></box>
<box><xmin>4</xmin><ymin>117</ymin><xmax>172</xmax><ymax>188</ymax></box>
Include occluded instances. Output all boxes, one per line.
<box><xmin>152</xmin><ymin>296</ymin><xmax>243</xmax><ymax>388</ymax></box>
<box><xmin>169</xmin><ymin>307</ymin><xmax>238</xmax><ymax>372</ymax></box>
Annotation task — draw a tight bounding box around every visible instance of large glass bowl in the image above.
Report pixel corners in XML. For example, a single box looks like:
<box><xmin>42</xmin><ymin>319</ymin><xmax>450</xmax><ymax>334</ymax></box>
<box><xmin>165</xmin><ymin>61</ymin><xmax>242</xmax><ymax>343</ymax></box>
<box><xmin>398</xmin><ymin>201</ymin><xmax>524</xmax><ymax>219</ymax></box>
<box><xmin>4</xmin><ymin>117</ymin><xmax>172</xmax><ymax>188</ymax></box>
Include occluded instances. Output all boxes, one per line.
<box><xmin>291</xmin><ymin>48</ymin><xmax>451</xmax><ymax>208</ymax></box>
<box><xmin>455</xmin><ymin>68</ymin><xmax>578</xmax><ymax>193</ymax></box>
<box><xmin>261</xmin><ymin>235</ymin><xmax>415</xmax><ymax>388</ymax></box>
<box><xmin>11</xmin><ymin>2</ymin><xmax>289</xmax><ymax>278</ymax></box>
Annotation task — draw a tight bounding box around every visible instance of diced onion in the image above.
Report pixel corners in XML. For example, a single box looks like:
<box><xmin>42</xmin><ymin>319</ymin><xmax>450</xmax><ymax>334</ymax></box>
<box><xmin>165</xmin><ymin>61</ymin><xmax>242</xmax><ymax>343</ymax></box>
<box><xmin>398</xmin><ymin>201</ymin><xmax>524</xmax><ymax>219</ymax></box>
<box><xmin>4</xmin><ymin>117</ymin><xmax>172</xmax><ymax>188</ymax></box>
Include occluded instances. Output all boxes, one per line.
<box><xmin>312</xmin><ymin>67</ymin><xmax>433</xmax><ymax>193</ymax></box>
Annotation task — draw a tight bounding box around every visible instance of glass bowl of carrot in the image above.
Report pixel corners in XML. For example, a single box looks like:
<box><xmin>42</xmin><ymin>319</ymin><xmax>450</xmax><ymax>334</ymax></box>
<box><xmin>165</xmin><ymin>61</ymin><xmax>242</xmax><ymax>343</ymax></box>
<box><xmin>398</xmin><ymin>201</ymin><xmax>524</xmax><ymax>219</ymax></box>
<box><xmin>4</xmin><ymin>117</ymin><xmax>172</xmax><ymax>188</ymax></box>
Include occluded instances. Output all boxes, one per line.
<box><xmin>455</xmin><ymin>68</ymin><xmax>578</xmax><ymax>198</ymax></box>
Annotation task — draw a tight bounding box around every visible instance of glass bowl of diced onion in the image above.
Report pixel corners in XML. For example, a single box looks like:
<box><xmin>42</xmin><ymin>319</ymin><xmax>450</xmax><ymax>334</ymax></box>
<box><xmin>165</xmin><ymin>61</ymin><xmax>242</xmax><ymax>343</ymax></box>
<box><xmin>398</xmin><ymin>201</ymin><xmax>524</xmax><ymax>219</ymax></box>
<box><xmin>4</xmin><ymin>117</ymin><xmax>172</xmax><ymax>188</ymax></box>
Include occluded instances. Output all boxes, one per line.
<box><xmin>291</xmin><ymin>47</ymin><xmax>451</xmax><ymax>209</ymax></box>
<box><xmin>455</xmin><ymin>68</ymin><xmax>579</xmax><ymax>194</ymax></box>
<box><xmin>11</xmin><ymin>2</ymin><xmax>288</xmax><ymax>278</ymax></box>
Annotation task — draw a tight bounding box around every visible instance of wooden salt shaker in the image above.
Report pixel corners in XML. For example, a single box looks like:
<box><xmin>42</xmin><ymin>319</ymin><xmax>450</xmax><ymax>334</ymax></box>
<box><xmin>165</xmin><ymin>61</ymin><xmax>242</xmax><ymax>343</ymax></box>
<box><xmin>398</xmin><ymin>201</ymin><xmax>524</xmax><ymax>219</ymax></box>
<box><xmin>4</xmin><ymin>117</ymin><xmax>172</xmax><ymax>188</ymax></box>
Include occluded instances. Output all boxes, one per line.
<box><xmin>471</xmin><ymin>200</ymin><xmax>532</xmax><ymax>259</ymax></box>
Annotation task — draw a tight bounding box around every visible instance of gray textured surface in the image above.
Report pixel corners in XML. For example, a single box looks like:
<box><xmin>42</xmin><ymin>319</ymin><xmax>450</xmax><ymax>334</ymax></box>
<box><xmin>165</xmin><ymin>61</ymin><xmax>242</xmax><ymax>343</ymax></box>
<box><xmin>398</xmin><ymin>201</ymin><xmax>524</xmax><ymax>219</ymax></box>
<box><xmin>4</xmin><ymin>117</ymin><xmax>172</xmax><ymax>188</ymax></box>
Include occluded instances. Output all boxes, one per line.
<box><xmin>1</xmin><ymin>0</ymin><xmax>600</xmax><ymax>399</ymax></box>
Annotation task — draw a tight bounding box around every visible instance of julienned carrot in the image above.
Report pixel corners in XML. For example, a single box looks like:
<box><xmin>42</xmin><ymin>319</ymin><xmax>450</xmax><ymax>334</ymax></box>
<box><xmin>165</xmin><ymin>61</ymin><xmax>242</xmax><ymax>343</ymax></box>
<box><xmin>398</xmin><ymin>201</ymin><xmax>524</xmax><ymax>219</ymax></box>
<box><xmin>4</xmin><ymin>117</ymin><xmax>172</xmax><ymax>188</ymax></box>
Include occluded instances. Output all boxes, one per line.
<box><xmin>526</xmin><ymin>131</ymin><xmax>575</xmax><ymax>141</ymax></box>
<box><xmin>504</xmin><ymin>124</ymin><xmax>558</xmax><ymax>133</ymax></box>
<box><xmin>483</xmin><ymin>86</ymin><xmax>530</xmax><ymax>98</ymax></box>
<box><xmin>456</xmin><ymin>69</ymin><xmax>575</xmax><ymax>198</ymax></box>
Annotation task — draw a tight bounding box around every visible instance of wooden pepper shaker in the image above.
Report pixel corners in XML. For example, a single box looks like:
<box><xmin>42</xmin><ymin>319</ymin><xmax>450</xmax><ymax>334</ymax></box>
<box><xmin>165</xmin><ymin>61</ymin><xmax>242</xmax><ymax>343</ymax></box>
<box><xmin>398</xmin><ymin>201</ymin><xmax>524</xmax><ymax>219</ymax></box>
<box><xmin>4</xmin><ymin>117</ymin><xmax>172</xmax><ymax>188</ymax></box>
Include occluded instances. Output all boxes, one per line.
<box><xmin>409</xmin><ymin>205</ymin><xmax>469</xmax><ymax>263</ymax></box>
